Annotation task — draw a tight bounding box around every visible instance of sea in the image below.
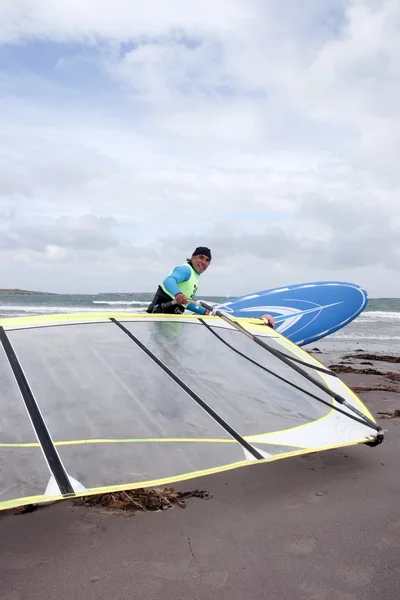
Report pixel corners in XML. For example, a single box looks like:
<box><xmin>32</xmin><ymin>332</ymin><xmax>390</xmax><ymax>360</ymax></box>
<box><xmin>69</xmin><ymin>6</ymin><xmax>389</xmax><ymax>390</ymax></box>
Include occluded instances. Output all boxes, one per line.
<box><xmin>0</xmin><ymin>293</ymin><xmax>399</xmax><ymax>353</ymax></box>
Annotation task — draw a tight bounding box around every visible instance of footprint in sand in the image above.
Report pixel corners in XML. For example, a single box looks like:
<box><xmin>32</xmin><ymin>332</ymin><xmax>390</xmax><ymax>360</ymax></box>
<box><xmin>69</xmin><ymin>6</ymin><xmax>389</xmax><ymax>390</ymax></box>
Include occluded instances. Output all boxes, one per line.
<box><xmin>0</xmin><ymin>553</ymin><xmax>47</xmax><ymax>570</ymax></box>
<box><xmin>123</xmin><ymin>557</ymin><xmax>229</xmax><ymax>588</ymax></box>
<box><xmin>307</xmin><ymin>490</ymin><xmax>328</xmax><ymax>504</ymax></box>
<box><xmin>376</xmin><ymin>536</ymin><xmax>398</xmax><ymax>549</ymax></box>
<box><xmin>284</xmin><ymin>537</ymin><xmax>317</xmax><ymax>556</ymax></box>
<box><xmin>68</xmin><ymin>519</ymin><xmax>98</xmax><ymax>533</ymax></box>
<box><xmin>299</xmin><ymin>581</ymin><xmax>359</xmax><ymax>599</ymax></box>
<box><xmin>286</xmin><ymin>490</ymin><xmax>328</xmax><ymax>509</ymax></box>
<box><xmin>285</xmin><ymin>501</ymin><xmax>306</xmax><ymax>509</ymax></box>
<box><xmin>336</xmin><ymin>565</ymin><xmax>375</xmax><ymax>587</ymax></box>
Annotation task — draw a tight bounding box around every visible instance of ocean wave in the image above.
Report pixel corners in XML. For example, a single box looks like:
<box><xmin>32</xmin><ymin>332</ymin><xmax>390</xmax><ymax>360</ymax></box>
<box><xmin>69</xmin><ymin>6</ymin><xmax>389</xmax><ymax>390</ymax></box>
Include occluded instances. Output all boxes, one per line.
<box><xmin>0</xmin><ymin>305</ymin><xmax>148</xmax><ymax>315</ymax></box>
<box><xmin>331</xmin><ymin>332</ymin><xmax>400</xmax><ymax>341</ymax></box>
<box><xmin>357</xmin><ymin>311</ymin><xmax>400</xmax><ymax>322</ymax></box>
<box><xmin>92</xmin><ymin>300</ymin><xmax>148</xmax><ymax>306</ymax></box>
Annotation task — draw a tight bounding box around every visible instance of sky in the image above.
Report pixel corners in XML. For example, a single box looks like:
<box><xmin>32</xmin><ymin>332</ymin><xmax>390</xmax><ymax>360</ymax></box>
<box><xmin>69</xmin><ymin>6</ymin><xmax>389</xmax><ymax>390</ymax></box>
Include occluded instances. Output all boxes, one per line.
<box><xmin>0</xmin><ymin>0</ymin><xmax>399</xmax><ymax>297</ymax></box>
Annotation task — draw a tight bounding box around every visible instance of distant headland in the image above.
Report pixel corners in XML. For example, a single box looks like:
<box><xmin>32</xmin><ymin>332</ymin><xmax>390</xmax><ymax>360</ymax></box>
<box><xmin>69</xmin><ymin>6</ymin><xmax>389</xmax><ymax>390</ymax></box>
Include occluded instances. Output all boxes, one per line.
<box><xmin>0</xmin><ymin>289</ymin><xmax>57</xmax><ymax>295</ymax></box>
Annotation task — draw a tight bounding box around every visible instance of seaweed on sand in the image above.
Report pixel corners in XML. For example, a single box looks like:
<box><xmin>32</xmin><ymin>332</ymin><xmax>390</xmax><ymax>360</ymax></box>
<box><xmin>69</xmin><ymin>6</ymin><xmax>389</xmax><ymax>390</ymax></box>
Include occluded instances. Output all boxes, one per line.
<box><xmin>1</xmin><ymin>487</ymin><xmax>210</xmax><ymax>518</ymax></box>
<box><xmin>73</xmin><ymin>487</ymin><xmax>211</xmax><ymax>513</ymax></box>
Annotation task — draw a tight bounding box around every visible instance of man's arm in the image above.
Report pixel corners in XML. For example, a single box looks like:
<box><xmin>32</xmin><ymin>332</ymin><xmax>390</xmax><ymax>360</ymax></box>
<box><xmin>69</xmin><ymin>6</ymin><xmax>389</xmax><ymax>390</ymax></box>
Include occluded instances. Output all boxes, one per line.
<box><xmin>186</xmin><ymin>302</ymin><xmax>207</xmax><ymax>315</ymax></box>
<box><xmin>162</xmin><ymin>265</ymin><xmax>192</xmax><ymax>296</ymax></box>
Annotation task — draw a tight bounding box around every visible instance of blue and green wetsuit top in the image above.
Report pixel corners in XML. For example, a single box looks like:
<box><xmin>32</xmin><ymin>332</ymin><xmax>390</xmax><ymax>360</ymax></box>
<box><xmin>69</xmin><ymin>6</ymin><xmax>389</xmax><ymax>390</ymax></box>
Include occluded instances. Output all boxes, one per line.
<box><xmin>161</xmin><ymin>263</ymin><xmax>207</xmax><ymax>315</ymax></box>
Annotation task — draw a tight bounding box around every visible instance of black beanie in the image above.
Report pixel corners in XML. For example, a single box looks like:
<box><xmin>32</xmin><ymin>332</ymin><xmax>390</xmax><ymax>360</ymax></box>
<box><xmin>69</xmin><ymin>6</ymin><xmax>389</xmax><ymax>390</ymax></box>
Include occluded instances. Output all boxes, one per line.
<box><xmin>192</xmin><ymin>246</ymin><xmax>212</xmax><ymax>260</ymax></box>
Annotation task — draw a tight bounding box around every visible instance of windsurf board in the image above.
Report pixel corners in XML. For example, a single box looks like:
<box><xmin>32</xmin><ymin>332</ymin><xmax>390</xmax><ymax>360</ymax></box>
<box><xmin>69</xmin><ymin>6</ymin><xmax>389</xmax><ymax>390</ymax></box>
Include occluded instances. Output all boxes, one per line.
<box><xmin>214</xmin><ymin>281</ymin><xmax>368</xmax><ymax>346</ymax></box>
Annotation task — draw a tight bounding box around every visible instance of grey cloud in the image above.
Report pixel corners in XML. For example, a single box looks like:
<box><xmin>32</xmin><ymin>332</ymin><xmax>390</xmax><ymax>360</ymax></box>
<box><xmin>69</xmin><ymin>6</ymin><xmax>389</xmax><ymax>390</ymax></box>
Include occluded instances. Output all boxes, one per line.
<box><xmin>0</xmin><ymin>214</ymin><xmax>120</xmax><ymax>253</ymax></box>
<box><xmin>322</xmin><ymin>226</ymin><xmax>400</xmax><ymax>269</ymax></box>
<box><xmin>297</xmin><ymin>193</ymin><xmax>395</xmax><ymax>233</ymax></box>
<box><xmin>156</xmin><ymin>227</ymin><xmax>298</xmax><ymax>266</ymax></box>
<box><xmin>156</xmin><ymin>217</ymin><xmax>400</xmax><ymax>273</ymax></box>
<box><xmin>0</xmin><ymin>132</ymin><xmax>119</xmax><ymax>199</ymax></box>
<box><xmin>115</xmin><ymin>245</ymin><xmax>161</xmax><ymax>261</ymax></box>
<box><xmin>0</xmin><ymin>165</ymin><xmax>31</xmax><ymax>197</ymax></box>
<box><xmin>0</xmin><ymin>231</ymin><xmax>19</xmax><ymax>250</ymax></box>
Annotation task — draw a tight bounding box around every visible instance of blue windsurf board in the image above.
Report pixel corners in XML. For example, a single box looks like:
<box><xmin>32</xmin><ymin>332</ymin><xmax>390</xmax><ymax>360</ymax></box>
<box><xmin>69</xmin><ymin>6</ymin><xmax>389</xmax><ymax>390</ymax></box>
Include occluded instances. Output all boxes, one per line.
<box><xmin>215</xmin><ymin>281</ymin><xmax>368</xmax><ymax>346</ymax></box>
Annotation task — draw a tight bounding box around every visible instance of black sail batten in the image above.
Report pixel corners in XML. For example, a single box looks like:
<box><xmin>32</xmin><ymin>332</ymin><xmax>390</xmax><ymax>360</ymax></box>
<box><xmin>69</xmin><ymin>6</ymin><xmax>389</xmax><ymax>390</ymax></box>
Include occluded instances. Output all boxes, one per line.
<box><xmin>256</xmin><ymin>344</ymin><xmax>337</xmax><ymax>376</ymax></box>
<box><xmin>198</xmin><ymin>319</ymin><xmax>377</xmax><ymax>430</ymax></box>
<box><xmin>198</xmin><ymin>304</ymin><xmax>382</xmax><ymax>436</ymax></box>
<box><xmin>110</xmin><ymin>318</ymin><xmax>264</xmax><ymax>461</ymax></box>
<box><xmin>0</xmin><ymin>326</ymin><xmax>75</xmax><ymax>496</ymax></box>
<box><xmin>252</xmin><ymin>335</ymin><xmax>380</xmax><ymax>432</ymax></box>
<box><xmin>213</xmin><ymin>312</ymin><xmax>334</xmax><ymax>375</ymax></box>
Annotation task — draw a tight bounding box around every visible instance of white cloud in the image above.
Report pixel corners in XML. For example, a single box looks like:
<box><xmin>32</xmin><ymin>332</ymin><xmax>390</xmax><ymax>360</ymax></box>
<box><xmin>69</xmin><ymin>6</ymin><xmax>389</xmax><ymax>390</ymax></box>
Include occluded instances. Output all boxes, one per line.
<box><xmin>0</xmin><ymin>0</ymin><xmax>399</xmax><ymax>296</ymax></box>
<box><xmin>0</xmin><ymin>0</ymin><xmax>250</xmax><ymax>44</ymax></box>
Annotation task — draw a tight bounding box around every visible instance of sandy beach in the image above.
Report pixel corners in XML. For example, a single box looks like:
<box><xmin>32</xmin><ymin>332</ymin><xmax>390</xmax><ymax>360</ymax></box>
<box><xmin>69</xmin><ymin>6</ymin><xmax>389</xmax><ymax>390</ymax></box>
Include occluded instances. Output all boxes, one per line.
<box><xmin>1</xmin><ymin>347</ymin><xmax>399</xmax><ymax>600</ymax></box>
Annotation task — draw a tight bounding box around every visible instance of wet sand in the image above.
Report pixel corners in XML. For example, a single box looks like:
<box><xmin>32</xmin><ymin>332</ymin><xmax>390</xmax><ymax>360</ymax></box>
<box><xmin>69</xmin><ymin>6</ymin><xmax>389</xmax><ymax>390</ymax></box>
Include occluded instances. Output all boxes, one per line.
<box><xmin>1</xmin><ymin>348</ymin><xmax>399</xmax><ymax>600</ymax></box>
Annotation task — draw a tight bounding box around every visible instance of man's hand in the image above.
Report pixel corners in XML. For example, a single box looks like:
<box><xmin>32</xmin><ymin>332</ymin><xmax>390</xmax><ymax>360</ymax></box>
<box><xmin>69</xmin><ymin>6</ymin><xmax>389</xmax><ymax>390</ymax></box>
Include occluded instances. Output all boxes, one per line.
<box><xmin>260</xmin><ymin>314</ymin><xmax>275</xmax><ymax>328</ymax></box>
<box><xmin>175</xmin><ymin>292</ymin><xmax>189</xmax><ymax>305</ymax></box>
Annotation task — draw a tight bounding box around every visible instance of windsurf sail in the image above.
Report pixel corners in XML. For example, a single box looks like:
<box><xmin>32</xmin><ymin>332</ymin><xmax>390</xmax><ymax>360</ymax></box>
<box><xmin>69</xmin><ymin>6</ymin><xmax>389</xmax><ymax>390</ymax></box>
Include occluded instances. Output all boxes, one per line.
<box><xmin>0</xmin><ymin>311</ymin><xmax>383</xmax><ymax>512</ymax></box>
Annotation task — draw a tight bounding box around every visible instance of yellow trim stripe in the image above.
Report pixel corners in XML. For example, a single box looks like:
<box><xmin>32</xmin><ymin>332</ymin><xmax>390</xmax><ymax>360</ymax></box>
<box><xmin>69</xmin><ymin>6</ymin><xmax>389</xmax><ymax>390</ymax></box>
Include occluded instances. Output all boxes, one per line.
<box><xmin>0</xmin><ymin>312</ymin><xmax>225</xmax><ymax>327</ymax></box>
<box><xmin>0</xmin><ymin>437</ymin><xmax>305</xmax><ymax>449</ymax></box>
<box><xmin>0</xmin><ymin>436</ymin><xmax>373</xmax><ymax>513</ymax></box>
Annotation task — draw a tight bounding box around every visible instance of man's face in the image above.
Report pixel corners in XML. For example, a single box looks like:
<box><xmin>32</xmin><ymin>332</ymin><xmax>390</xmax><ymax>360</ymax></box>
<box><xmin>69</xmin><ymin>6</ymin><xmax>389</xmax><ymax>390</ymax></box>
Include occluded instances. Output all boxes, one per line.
<box><xmin>191</xmin><ymin>254</ymin><xmax>211</xmax><ymax>273</ymax></box>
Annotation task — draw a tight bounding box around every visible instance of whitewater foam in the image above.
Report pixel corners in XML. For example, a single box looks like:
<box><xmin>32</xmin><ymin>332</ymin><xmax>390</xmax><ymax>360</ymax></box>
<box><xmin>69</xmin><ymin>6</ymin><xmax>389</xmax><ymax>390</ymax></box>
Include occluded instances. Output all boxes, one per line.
<box><xmin>0</xmin><ymin>305</ymin><xmax>148</xmax><ymax>315</ymax></box>
<box><xmin>359</xmin><ymin>311</ymin><xmax>400</xmax><ymax>322</ymax></box>
<box><xmin>92</xmin><ymin>300</ymin><xmax>148</xmax><ymax>306</ymax></box>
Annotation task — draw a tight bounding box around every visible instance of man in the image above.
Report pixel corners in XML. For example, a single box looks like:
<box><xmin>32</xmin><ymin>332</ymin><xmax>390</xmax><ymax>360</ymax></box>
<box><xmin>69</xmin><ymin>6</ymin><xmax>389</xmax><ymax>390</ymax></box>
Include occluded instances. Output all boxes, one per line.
<box><xmin>146</xmin><ymin>246</ymin><xmax>213</xmax><ymax>315</ymax></box>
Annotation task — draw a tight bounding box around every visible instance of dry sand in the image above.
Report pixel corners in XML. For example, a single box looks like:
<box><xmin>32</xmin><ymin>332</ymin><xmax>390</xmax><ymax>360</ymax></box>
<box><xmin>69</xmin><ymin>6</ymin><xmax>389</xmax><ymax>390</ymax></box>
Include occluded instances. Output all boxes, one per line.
<box><xmin>1</xmin><ymin>349</ymin><xmax>399</xmax><ymax>600</ymax></box>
